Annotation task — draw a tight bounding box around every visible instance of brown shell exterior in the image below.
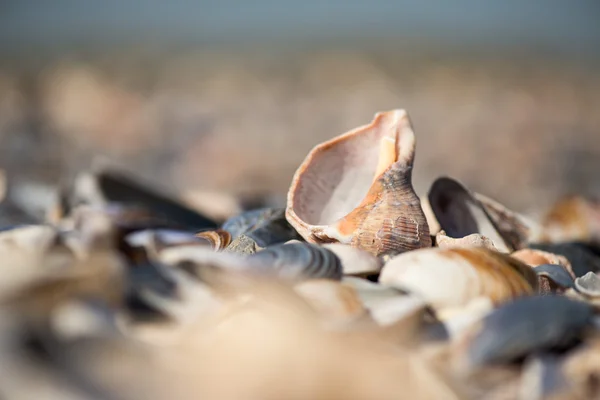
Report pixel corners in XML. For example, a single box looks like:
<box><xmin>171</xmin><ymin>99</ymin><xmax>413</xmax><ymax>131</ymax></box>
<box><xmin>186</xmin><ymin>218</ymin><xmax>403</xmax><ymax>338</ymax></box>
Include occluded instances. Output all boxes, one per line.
<box><xmin>449</xmin><ymin>248</ymin><xmax>538</xmax><ymax>304</ymax></box>
<box><xmin>286</xmin><ymin>110</ymin><xmax>431</xmax><ymax>258</ymax></box>
<box><xmin>538</xmin><ymin>195</ymin><xmax>600</xmax><ymax>243</ymax></box>
<box><xmin>331</xmin><ymin>162</ymin><xmax>431</xmax><ymax>257</ymax></box>
<box><xmin>511</xmin><ymin>248</ymin><xmax>575</xmax><ymax>279</ymax></box>
<box><xmin>196</xmin><ymin>229</ymin><xmax>232</xmax><ymax>251</ymax></box>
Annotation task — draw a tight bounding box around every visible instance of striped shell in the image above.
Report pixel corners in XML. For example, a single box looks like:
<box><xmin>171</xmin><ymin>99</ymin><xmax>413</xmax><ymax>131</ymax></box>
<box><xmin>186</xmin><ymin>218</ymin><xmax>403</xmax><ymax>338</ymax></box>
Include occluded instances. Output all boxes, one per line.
<box><xmin>379</xmin><ymin>247</ymin><xmax>538</xmax><ymax>314</ymax></box>
<box><xmin>286</xmin><ymin>110</ymin><xmax>431</xmax><ymax>258</ymax></box>
<box><xmin>247</xmin><ymin>242</ymin><xmax>342</xmax><ymax>282</ymax></box>
<box><xmin>196</xmin><ymin>229</ymin><xmax>232</xmax><ymax>251</ymax></box>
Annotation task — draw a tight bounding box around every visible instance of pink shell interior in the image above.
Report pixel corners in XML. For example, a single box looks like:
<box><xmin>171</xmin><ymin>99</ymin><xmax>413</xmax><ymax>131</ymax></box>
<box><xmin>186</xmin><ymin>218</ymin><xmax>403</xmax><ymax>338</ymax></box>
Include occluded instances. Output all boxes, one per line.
<box><xmin>291</xmin><ymin>111</ymin><xmax>408</xmax><ymax>226</ymax></box>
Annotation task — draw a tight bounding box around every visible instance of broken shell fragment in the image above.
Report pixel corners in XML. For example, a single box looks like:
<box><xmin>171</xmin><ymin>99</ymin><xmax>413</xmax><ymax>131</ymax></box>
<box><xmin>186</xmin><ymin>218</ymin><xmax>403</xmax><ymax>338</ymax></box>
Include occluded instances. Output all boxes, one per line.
<box><xmin>574</xmin><ymin>272</ymin><xmax>600</xmax><ymax>298</ymax></box>
<box><xmin>247</xmin><ymin>242</ymin><xmax>342</xmax><ymax>282</ymax></box>
<box><xmin>465</xmin><ymin>296</ymin><xmax>593</xmax><ymax>367</ymax></box>
<box><xmin>435</xmin><ymin>230</ymin><xmax>498</xmax><ymax>251</ymax></box>
<box><xmin>322</xmin><ymin>243</ymin><xmax>383</xmax><ymax>277</ymax></box>
<box><xmin>379</xmin><ymin>247</ymin><xmax>538</xmax><ymax>313</ymax></box>
<box><xmin>286</xmin><ymin>110</ymin><xmax>431</xmax><ymax>257</ymax></box>
<box><xmin>224</xmin><ymin>234</ymin><xmax>261</xmax><ymax>255</ymax></box>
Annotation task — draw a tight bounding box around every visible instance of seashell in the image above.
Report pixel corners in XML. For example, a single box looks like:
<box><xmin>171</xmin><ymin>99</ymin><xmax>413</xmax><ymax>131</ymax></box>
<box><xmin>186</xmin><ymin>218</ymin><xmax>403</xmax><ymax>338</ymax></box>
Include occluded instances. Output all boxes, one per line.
<box><xmin>428</xmin><ymin>176</ymin><xmax>532</xmax><ymax>252</ymax></box>
<box><xmin>435</xmin><ymin>230</ymin><xmax>498</xmax><ymax>251</ymax></box>
<box><xmin>574</xmin><ymin>272</ymin><xmax>600</xmax><ymax>298</ymax></box>
<box><xmin>0</xmin><ymin>224</ymin><xmax>58</xmax><ymax>253</ymax></box>
<box><xmin>420</xmin><ymin>195</ymin><xmax>441</xmax><ymax>235</ymax></box>
<box><xmin>293</xmin><ymin>279</ymin><xmax>367</xmax><ymax>325</ymax></box>
<box><xmin>532</xmin><ymin>264</ymin><xmax>575</xmax><ymax>294</ymax></box>
<box><xmin>65</xmin><ymin>169</ymin><xmax>218</xmax><ymax>231</ymax></box>
<box><xmin>343</xmin><ymin>276</ymin><xmax>410</xmax><ymax>307</ymax></box>
<box><xmin>511</xmin><ymin>248</ymin><xmax>573</xmax><ymax>274</ymax></box>
<box><xmin>511</xmin><ymin>248</ymin><xmax>576</xmax><ymax>294</ymax></box>
<box><xmin>536</xmin><ymin>195</ymin><xmax>600</xmax><ymax>244</ymax></box>
<box><xmin>442</xmin><ymin>297</ymin><xmax>494</xmax><ymax>340</ymax></box>
<box><xmin>518</xmin><ymin>355</ymin><xmax>568</xmax><ymax>400</ymax></box>
<box><xmin>286</xmin><ymin>109</ymin><xmax>431</xmax><ymax>257</ymax></box>
<box><xmin>222</xmin><ymin>207</ymin><xmax>301</xmax><ymax>247</ymax></box>
<box><xmin>159</xmin><ymin>245</ymin><xmax>250</xmax><ymax>277</ymax></box>
<box><xmin>125</xmin><ymin>229</ymin><xmax>209</xmax><ymax>252</ymax></box>
<box><xmin>196</xmin><ymin>229</ymin><xmax>232</xmax><ymax>251</ymax></box>
<box><xmin>323</xmin><ymin>243</ymin><xmax>383</xmax><ymax>277</ymax></box>
<box><xmin>224</xmin><ymin>234</ymin><xmax>261</xmax><ymax>255</ymax></box>
<box><xmin>222</xmin><ymin>208</ymin><xmax>280</xmax><ymax>238</ymax></box>
<box><xmin>561</xmin><ymin>339</ymin><xmax>600</xmax><ymax>399</ymax></box>
<box><xmin>342</xmin><ymin>277</ymin><xmax>443</xmax><ymax>342</ymax></box>
<box><xmin>529</xmin><ymin>242</ymin><xmax>600</xmax><ymax>277</ymax></box>
<box><xmin>247</xmin><ymin>242</ymin><xmax>342</xmax><ymax>282</ymax></box>
<box><xmin>464</xmin><ymin>296</ymin><xmax>593</xmax><ymax>367</ymax></box>
<box><xmin>379</xmin><ymin>247</ymin><xmax>538</xmax><ymax>314</ymax></box>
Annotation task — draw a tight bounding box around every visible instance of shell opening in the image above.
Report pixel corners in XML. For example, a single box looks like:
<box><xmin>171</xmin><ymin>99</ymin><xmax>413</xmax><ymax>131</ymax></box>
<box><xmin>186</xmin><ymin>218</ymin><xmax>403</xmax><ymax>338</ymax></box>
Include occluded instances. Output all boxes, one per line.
<box><xmin>290</xmin><ymin>110</ymin><xmax>414</xmax><ymax>226</ymax></box>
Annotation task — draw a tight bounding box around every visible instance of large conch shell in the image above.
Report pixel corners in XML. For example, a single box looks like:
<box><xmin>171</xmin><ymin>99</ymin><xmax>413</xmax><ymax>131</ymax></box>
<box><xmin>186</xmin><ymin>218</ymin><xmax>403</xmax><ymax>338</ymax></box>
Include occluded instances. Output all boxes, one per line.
<box><xmin>286</xmin><ymin>110</ymin><xmax>431</xmax><ymax>257</ymax></box>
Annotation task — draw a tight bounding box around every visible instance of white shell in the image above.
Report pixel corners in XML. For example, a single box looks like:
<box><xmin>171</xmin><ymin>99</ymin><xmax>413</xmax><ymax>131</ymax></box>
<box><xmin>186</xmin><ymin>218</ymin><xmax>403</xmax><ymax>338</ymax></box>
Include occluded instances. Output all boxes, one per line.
<box><xmin>379</xmin><ymin>247</ymin><xmax>536</xmax><ymax>313</ymax></box>
<box><xmin>323</xmin><ymin>243</ymin><xmax>383</xmax><ymax>276</ymax></box>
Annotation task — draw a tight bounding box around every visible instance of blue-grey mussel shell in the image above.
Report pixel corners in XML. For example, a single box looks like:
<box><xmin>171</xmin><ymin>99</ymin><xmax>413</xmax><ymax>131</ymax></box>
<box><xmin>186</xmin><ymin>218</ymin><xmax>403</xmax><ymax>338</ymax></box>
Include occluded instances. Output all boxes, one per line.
<box><xmin>468</xmin><ymin>295</ymin><xmax>593</xmax><ymax>367</ymax></box>
<box><xmin>222</xmin><ymin>208</ymin><xmax>301</xmax><ymax>248</ymax></box>
<box><xmin>534</xmin><ymin>263</ymin><xmax>575</xmax><ymax>291</ymax></box>
<box><xmin>247</xmin><ymin>242</ymin><xmax>342</xmax><ymax>282</ymax></box>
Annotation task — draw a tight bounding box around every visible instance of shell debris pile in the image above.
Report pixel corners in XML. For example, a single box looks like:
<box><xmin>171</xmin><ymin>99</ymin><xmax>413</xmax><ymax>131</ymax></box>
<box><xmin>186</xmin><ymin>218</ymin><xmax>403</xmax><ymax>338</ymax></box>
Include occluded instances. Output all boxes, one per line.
<box><xmin>1</xmin><ymin>109</ymin><xmax>600</xmax><ymax>399</ymax></box>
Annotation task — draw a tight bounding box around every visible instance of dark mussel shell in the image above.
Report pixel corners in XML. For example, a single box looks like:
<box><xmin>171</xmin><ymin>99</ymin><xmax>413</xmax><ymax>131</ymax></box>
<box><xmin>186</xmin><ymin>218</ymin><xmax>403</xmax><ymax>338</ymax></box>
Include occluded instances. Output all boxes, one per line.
<box><xmin>222</xmin><ymin>207</ymin><xmax>301</xmax><ymax>247</ymax></box>
<box><xmin>530</xmin><ymin>242</ymin><xmax>600</xmax><ymax>277</ymax></box>
<box><xmin>467</xmin><ymin>295</ymin><xmax>593</xmax><ymax>367</ymax></box>
<box><xmin>428</xmin><ymin>177</ymin><xmax>530</xmax><ymax>252</ymax></box>
<box><xmin>125</xmin><ymin>261</ymin><xmax>179</xmax><ymax>322</ymax></box>
<box><xmin>247</xmin><ymin>242</ymin><xmax>342</xmax><ymax>282</ymax></box>
<box><xmin>534</xmin><ymin>263</ymin><xmax>575</xmax><ymax>293</ymax></box>
<box><xmin>64</xmin><ymin>169</ymin><xmax>218</xmax><ymax>231</ymax></box>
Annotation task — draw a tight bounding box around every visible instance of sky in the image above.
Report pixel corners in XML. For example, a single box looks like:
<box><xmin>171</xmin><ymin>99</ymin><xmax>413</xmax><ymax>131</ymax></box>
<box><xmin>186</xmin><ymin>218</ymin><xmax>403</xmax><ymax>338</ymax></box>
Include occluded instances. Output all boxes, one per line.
<box><xmin>0</xmin><ymin>0</ymin><xmax>599</xmax><ymax>56</ymax></box>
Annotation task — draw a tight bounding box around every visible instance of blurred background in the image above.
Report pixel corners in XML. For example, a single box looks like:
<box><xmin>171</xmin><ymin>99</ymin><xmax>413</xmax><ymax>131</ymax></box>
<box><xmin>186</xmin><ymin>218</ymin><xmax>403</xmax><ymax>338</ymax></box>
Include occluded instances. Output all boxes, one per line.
<box><xmin>1</xmin><ymin>0</ymin><xmax>600</xmax><ymax>219</ymax></box>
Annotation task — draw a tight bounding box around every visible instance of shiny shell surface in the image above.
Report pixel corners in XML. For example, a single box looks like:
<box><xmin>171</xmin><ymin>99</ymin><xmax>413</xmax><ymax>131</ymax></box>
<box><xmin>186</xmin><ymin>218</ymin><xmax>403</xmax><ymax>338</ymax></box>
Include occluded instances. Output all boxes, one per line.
<box><xmin>247</xmin><ymin>242</ymin><xmax>342</xmax><ymax>282</ymax></box>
